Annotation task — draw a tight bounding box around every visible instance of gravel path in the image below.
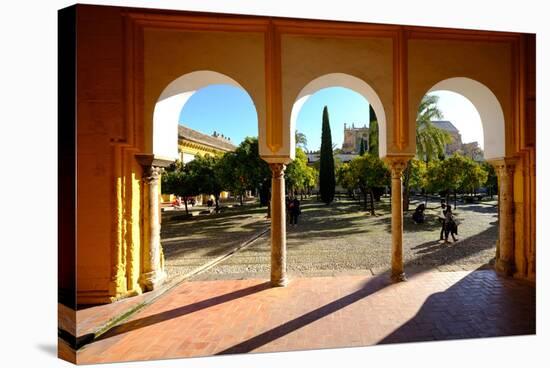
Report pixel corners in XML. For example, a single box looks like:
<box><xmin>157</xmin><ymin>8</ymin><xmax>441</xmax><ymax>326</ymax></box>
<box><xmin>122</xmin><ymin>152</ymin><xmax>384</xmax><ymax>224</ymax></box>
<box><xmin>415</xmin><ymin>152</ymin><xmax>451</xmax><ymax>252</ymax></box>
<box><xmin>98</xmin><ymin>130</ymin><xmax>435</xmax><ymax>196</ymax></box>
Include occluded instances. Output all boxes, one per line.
<box><xmin>188</xmin><ymin>197</ymin><xmax>498</xmax><ymax>281</ymax></box>
<box><xmin>161</xmin><ymin>204</ymin><xmax>270</xmax><ymax>284</ymax></box>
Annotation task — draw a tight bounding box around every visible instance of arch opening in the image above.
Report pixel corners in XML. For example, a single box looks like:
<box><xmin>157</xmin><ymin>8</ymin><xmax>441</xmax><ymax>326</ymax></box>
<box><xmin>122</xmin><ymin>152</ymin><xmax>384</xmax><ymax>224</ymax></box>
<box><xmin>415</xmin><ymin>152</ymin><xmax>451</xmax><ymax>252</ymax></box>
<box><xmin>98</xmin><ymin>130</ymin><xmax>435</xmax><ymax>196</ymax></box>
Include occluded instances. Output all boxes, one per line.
<box><xmin>290</xmin><ymin>73</ymin><xmax>388</xmax><ymax>158</ymax></box>
<box><xmin>152</xmin><ymin>70</ymin><xmax>256</xmax><ymax>160</ymax></box>
<box><xmin>425</xmin><ymin>77</ymin><xmax>505</xmax><ymax>160</ymax></box>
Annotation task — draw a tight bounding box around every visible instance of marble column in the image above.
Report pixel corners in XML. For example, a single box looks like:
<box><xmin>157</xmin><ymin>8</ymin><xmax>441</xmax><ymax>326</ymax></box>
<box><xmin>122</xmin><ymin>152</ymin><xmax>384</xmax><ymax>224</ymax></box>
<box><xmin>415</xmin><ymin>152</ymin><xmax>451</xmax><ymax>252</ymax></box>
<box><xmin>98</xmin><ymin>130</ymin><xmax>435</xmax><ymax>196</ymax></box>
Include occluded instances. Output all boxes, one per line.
<box><xmin>269</xmin><ymin>163</ymin><xmax>288</xmax><ymax>287</ymax></box>
<box><xmin>140</xmin><ymin>165</ymin><xmax>167</xmax><ymax>290</ymax></box>
<box><xmin>386</xmin><ymin>157</ymin><xmax>409</xmax><ymax>282</ymax></box>
<box><xmin>492</xmin><ymin>158</ymin><xmax>517</xmax><ymax>276</ymax></box>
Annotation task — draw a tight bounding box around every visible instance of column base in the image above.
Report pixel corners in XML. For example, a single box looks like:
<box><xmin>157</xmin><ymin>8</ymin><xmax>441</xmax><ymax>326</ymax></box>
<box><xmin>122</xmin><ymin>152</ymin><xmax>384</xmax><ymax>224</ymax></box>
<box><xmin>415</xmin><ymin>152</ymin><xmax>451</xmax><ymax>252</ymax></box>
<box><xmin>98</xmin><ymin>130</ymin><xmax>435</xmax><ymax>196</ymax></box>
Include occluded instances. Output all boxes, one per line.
<box><xmin>270</xmin><ymin>276</ymin><xmax>288</xmax><ymax>287</ymax></box>
<box><xmin>495</xmin><ymin>259</ymin><xmax>515</xmax><ymax>277</ymax></box>
<box><xmin>139</xmin><ymin>270</ymin><xmax>167</xmax><ymax>291</ymax></box>
<box><xmin>391</xmin><ymin>272</ymin><xmax>407</xmax><ymax>283</ymax></box>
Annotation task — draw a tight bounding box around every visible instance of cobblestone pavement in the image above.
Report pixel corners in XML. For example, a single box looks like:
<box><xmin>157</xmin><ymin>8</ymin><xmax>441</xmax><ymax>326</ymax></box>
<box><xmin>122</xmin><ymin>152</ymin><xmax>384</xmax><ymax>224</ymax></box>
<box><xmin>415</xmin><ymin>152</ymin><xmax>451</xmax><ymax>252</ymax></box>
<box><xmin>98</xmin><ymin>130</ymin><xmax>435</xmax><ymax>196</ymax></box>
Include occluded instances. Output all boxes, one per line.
<box><xmin>76</xmin><ymin>270</ymin><xmax>535</xmax><ymax>364</ymax></box>
<box><xmin>189</xmin><ymin>197</ymin><xmax>498</xmax><ymax>280</ymax></box>
<box><xmin>161</xmin><ymin>204</ymin><xmax>270</xmax><ymax>284</ymax></box>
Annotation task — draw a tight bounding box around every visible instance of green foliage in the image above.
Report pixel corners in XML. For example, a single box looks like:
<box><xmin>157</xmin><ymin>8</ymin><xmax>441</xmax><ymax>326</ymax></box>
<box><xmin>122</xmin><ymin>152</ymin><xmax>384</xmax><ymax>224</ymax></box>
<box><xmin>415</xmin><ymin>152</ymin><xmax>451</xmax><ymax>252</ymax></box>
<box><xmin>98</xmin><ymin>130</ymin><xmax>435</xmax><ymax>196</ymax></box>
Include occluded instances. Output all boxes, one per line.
<box><xmin>359</xmin><ymin>138</ymin><xmax>366</xmax><ymax>156</ymax></box>
<box><xmin>319</xmin><ymin>106</ymin><xmax>336</xmax><ymax>204</ymax></box>
<box><xmin>482</xmin><ymin>161</ymin><xmax>497</xmax><ymax>191</ymax></box>
<box><xmin>425</xmin><ymin>154</ymin><xmax>488</xmax><ymax>198</ymax></box>
<box><xmin>161</xmin><ymin>160</ymin><xmax>200</xmax><ymax>199</ymax></box>
<box><xmin>286</xmin><ymin>147</ymin><xmax>317</xmax><ymax>195</ymax></box>
<box><xmin>219</xmin><ymin>137</ymin><xmax>271</xmax><ymax>202</ymax></box>
<box><xmin>337</xmin><ymin>153</ymin><xmax>390</xmax><ymax>213</ymax></box>
<box><xmin>460</xmin><ymin>157</ymin><xmax>488</xmax><ymax>193</ymax></box>
<box><xmin>416</xmin><ymin>94</ymin><xmax>452</xmax><ymax>162</ymax></box>
<box><xmin>185</xmin><ymin>154</ymin><xmax>226</xmax><ymax>208</ymax></box>
<box><xmin>368</xmin><ymin>105</ymin><xmax>379</xmax><ymax>157</ymax></box>
<box><xmin>408</xmin><ymin>159</ymin><xmax>428</xmax><ymax>190</ymax></box>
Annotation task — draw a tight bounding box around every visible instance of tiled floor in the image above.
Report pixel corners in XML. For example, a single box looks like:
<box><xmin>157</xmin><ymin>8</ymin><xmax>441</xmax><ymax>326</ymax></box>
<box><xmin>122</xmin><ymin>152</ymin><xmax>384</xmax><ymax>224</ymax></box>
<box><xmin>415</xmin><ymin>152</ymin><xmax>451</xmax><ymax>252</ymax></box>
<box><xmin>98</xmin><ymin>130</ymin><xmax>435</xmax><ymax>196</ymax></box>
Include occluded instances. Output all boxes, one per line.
<box><xmin>76</xmin><ymin>270</ymin><xmax>535</xmax><ymax>365</ymax></box>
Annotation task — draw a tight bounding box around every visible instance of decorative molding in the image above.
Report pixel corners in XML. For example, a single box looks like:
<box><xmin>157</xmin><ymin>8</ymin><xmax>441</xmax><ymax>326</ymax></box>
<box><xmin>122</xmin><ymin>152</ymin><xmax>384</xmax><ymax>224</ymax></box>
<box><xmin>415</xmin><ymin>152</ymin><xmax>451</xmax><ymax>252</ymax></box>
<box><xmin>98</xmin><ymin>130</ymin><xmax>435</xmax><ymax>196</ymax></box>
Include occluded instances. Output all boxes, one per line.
<box><xmin>269</xmin><ymin>163</ymin><xmax>286</xmax><ymax>179</ymax></box>
<box><xmin>384</xmin><ymin>155</ymin><xmax>411</xmax><ymax>178</ymax></box>
<box><xmin>393</xmin><ymin>27</ymin><xmax>409</xmax><ymax>151</ymax></box>
<box><xmin>135</xmin><ymin>153</ymin><xmax>174</xmax><ymax>168</ymax></box>
<box><xmin>265</xmin><ymin>21</ymin><xmax>283</xmax><ymax>153</ymax></box>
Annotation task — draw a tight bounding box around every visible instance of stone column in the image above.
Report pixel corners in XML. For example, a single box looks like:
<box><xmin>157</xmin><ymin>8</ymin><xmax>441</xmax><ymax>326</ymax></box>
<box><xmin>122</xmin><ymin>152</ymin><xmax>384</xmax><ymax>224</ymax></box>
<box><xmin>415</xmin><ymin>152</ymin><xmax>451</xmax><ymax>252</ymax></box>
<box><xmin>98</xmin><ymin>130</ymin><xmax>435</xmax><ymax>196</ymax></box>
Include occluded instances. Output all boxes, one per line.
<box><xmin>269</xmin><ymin>163</ymin><xmax>288</xmax><ymax>287</ymax></box>
<box><xmin>385</xmin><ymin>157</ymin><xmax>409</xmax><ymax>282</ymax></box>
<box><xmin>492</xmin><ymin>158</ymin><xmax>517</xmax><ymax>276</ymax></box>
<box><xmin>140</xmin><ymin>165</ymin><xmax>167</xmax><ymax>290</ymax></box>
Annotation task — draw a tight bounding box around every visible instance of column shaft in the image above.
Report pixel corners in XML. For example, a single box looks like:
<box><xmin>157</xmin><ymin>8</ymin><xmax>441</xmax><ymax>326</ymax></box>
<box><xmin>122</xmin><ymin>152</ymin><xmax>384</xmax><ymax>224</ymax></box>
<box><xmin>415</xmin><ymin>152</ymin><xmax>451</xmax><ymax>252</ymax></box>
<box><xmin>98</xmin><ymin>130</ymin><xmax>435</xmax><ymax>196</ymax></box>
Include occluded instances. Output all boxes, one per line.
<box><xmin>270</xmin><ymin>163</ymin><xmax>288</xmax><ymax>287</ymax></box>
<box><xmin>140</xmin><ymin>166</ymin><xmax>166</xmax><ymax>290</ymax></box>
<box><xmin>494</xmin><ymin>160</ymin><xmax>516</xmax><ymax>276</ymax></box>
<box><xmin>386</xmin><ymin>157</ymin><xmax>409</xmax><ymax>282</ymax></box>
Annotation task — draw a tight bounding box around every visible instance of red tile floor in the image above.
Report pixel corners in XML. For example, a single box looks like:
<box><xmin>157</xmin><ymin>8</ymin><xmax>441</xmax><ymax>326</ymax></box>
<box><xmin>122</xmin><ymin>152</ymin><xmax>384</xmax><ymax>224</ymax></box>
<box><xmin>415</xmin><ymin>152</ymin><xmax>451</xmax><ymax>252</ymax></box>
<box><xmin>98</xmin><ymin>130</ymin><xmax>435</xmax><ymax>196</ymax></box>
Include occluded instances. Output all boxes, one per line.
<box><xmin>76</xmin><ymin>270</ymin><xmax>535</xmax><ymax>364</ymax></box>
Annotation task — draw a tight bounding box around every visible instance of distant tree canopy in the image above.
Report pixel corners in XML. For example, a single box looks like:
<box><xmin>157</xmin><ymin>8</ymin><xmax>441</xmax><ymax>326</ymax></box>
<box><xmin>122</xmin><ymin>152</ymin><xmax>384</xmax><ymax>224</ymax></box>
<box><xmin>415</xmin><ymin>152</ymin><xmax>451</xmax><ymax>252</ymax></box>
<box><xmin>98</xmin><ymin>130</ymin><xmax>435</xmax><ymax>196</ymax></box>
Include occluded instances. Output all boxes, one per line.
<box><xmin>286</xmin><ymin>147</ymin><xmax>317</xmax><ymax>196</ymax></box>
<box><xmin>337</xmin><ymin>153</ymin><xmax>390</xmax><ymax>214</ymax></box>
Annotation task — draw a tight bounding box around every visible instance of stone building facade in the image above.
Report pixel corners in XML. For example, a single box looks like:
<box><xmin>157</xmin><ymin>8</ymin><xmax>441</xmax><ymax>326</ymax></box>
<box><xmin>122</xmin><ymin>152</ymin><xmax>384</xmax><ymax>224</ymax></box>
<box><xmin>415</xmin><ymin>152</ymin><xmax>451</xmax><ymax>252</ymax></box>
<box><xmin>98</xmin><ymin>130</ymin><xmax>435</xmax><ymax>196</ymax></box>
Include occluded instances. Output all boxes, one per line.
<box><xmin>342</xmin><ymin>123</ymin><xmax>369</xmax><ymax>153</ymax></box>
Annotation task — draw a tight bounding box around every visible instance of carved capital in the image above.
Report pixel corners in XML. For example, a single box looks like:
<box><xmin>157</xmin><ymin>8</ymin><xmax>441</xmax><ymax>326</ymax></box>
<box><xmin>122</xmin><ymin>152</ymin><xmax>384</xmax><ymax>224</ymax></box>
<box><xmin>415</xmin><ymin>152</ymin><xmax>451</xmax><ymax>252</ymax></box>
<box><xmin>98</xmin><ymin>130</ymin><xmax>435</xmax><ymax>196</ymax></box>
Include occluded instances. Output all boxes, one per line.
<box><xmin>270</xmin><ymin>163</ymin><xmax>286</xmax><ymax>179</ymax></box>
<box><xmin>489</xmin><ymin>157</ymin><xmax>518</xmax><ymax>179</ymax></box>
<box><xmin>143</xmin><ymin>166</ymin><xmax>162</xmax><ymax>185</ymax></box>
<box><xmin>383</xmin><ymin>156</ymin><xmax>411</xmax><ymax>179</ymax></box>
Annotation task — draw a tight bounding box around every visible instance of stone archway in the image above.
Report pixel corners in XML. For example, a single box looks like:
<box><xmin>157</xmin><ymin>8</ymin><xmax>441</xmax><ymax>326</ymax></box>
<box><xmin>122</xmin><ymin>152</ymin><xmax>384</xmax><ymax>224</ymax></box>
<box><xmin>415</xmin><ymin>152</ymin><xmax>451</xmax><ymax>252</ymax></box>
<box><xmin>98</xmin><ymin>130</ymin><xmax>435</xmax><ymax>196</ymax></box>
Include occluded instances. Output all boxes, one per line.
<box><xmin>419</xmin><ymin>77</ymin><xmax>514</xmax><ymax>276</ymax></box>
<box><xmin>140</xmin><ymin>70</ymin><xmax>260</xmax><ymax>291</ymax></box>
<box><xmin>290</xmin><ymin>73</ymin><xmax>388</xmax><ymax>158</ymax></box>
<box><xmin>152</xmin><ymin>70</ymin><xmax>253</xmax><ymax>161</ymax></box>
<box><xmin>425</xmin><ymin>77</ymin><xmax>505</xmax><ymax>160</ymax></box>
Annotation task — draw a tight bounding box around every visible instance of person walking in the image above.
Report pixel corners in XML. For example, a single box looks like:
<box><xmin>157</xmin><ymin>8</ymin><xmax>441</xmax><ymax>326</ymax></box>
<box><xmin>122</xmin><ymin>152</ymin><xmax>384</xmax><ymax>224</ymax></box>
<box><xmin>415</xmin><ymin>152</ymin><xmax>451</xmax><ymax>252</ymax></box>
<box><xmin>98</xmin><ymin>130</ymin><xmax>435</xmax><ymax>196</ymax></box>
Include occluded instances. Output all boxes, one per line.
<box><xmin>438</xmin><ymin>199</ymin><xmax>447</xmax><ymax>241</ymax></box>
<box><xmin>444</xmin><ymin>205</ymin><xmax>458</xmax><ymax>243</ymax></box>
<box><xmin>289</xmin><ymin>197</ymin><xmax>301</xmax><ymax>225</ymax></box>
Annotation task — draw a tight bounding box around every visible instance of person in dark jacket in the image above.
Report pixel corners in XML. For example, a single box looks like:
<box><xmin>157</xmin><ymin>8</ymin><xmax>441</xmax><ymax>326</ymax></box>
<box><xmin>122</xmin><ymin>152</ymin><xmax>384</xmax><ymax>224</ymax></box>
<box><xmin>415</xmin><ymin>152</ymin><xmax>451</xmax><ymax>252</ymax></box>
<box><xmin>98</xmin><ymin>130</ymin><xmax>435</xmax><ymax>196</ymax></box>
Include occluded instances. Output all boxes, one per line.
<box><xmin>444</xmin><ymin>205</ymin><xmax>458</xmax><ymax>242</ymax></box>
<box><xmin>289</xmin><ymin>197</ymin><xmax>301</xmax><ymax>225</ymax></box>
<box><xmin>438</xmin><ymin>199</ymin><xmax>447</xmax><ymax>240</ymax></box>
<box><xmin>412</xmin><ymin>203</ymin><xmax>426</xmax><ymax>224</ymax></box>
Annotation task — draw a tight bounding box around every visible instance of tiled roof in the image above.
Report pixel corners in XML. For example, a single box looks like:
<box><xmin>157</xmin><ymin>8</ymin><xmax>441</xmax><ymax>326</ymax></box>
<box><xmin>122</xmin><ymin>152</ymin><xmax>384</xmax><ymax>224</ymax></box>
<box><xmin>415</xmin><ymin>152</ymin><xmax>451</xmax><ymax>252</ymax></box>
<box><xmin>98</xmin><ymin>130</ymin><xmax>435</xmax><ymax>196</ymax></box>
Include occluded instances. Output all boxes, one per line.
<box><xmin>178</xmin><ymin>125</ymin><xmax>236</xmax><ymax>152</ymax></box>
<box><xmin>431</xmin><ymin>120</ymin><xmax>459</xmax><ymax>133</ymax></box>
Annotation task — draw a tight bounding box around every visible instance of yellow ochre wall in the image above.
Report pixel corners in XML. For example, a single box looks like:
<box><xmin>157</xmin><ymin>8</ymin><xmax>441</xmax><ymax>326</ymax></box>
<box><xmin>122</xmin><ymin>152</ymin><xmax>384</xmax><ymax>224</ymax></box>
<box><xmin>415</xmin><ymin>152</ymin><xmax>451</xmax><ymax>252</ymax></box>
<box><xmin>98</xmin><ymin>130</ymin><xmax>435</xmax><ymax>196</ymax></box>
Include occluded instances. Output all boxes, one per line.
<box><xmin>73</xmin><ymin>4</ymin><xmax>536</xmax><ymax>305</ymax></box>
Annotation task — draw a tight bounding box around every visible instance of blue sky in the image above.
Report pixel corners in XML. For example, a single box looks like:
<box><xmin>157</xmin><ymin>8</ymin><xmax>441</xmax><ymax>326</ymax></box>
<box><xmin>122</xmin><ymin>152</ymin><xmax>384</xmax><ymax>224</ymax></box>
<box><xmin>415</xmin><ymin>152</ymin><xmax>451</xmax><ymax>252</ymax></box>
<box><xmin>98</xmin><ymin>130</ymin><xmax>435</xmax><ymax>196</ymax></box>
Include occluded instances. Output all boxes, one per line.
<box><xmin>179</xmin><ymin>84</ymin><xmax>484</xmax><ymax>151</ymax></box>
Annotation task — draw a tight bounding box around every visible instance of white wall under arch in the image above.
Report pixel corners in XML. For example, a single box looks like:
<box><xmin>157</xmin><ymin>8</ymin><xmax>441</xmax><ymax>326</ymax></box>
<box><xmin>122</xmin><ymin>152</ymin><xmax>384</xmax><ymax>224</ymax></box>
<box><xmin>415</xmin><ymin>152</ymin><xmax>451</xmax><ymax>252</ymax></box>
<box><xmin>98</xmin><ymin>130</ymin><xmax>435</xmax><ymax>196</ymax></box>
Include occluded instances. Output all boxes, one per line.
<box><xmin>290</xmin><ymin>73</ymin><xmax>388</xmax><ymax>158</ymax></box>
<box><xmin>152</xmin><ymin>70</ymin><xmax>253</xmax><ymax>160</ymax></box>
<box><xmin>427</xmin><ymin>77</ymin><xmax>505</xmax><ymax>160</ymax></box>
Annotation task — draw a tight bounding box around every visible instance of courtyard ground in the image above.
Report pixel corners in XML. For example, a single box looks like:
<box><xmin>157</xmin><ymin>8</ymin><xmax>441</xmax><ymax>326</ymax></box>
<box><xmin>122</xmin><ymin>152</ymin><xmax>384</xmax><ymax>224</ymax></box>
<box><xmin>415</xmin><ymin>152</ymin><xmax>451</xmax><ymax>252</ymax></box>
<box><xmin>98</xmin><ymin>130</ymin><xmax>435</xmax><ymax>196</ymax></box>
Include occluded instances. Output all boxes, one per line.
<box><xmin>76</xmin><ymin>269</ymin><xmax>535</xmax><ymax>364</ymax></box>
<box><xmin>162</xmin><ymin>196</ymin><xmax>498</xmax><ymax>282</ymax></box>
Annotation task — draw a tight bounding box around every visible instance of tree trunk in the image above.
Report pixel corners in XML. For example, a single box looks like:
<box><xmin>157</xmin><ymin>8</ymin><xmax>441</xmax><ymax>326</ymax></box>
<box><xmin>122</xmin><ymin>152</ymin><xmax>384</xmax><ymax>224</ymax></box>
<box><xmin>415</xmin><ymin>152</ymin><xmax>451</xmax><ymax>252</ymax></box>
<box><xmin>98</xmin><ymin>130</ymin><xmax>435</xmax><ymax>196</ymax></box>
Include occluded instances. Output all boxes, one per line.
<box><xmin>240</xmin><ymin>193</ymin><xmax>244</xmax><ymax>206</ymax></box>
<box><xmin>215</xmin><ymin>194</ymin><xmax>220</xmax><ymax>212</ymax></box>
<box><xmin>184</xmin><ymin>197</ymin><xmax>188</xmax><ymax>215</ymax></box>
<box><xmin>453</xmin><ymin>190</ymin><xmax>457</xmax><ymax>209</ymax></box>
<box><xmin>424</xmin><ymin>190</ymin><xmax>428</xmax><ymax>207</ymax></box>
<box><xmin>369</xmin><ymin>188</ymin><xmax>375</xmax><ymax>215</ymax></box>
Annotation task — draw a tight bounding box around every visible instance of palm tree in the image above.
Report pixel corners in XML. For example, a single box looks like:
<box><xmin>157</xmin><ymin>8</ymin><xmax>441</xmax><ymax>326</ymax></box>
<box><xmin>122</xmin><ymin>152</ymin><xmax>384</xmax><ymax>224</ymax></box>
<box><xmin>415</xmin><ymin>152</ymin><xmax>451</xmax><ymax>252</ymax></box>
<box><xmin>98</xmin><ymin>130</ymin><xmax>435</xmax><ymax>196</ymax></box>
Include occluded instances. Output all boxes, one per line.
<box><xmin>295</xmin><ymin>130</ymin><xmax>308</xmax><ymax>151</ymax></box>
<box><xmin>415</xmin><ymin>94</ymin><xmax>451</xmax><ymax>161</ymax></box>
<box><xmin>403</xmin><ymin>94</ymin><xmax>451</xmax><ymax>211</ymax></box>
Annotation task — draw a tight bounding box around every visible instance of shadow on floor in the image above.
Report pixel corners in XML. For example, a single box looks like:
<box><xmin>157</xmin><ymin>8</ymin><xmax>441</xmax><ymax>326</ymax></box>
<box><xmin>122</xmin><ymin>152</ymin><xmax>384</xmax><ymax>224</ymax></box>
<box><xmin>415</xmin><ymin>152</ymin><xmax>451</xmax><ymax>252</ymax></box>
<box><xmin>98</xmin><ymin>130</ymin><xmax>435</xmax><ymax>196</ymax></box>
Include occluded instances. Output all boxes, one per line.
<box><xmin>378</xmin><ymin>267</ymin><xmax>536</xmax><ymax>344</ymax></box>
<box><xmin>94</xmin><ymin>282</ymin><xmax>271</xmax><ymax>342</ymax></box>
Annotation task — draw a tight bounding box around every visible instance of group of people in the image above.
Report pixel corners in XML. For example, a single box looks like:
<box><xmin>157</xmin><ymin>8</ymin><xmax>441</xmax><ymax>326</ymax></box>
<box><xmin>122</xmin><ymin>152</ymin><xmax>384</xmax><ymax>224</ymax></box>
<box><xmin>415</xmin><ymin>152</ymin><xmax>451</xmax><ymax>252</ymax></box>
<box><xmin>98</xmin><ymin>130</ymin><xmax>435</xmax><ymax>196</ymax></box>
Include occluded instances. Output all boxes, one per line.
<box><xmin>286</xmin><ymin>196</ymin><xmax>302</xmax><ymax>225</ymax></box>
<box><xmin>412</xmin><ymin>199</ymin><xmax>459</xmax><ymax>243</ymax></box>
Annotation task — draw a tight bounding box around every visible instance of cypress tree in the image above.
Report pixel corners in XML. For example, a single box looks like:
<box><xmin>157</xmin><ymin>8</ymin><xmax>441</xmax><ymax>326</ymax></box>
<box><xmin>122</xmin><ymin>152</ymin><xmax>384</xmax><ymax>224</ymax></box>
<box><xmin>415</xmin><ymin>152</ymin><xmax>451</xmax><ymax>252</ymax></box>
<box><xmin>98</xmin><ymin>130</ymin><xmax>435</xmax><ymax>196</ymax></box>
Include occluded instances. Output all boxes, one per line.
<box><xmin>359</xmin><ymin>138</ymin><xmax>366</xmax><ymax>156</ymax></box>
<box><xmin>319</xmin><ymin>106</ymin><xmax>336</xmax><ymax>204</ymax></box>
<box><xmin>368</xmin><ymin>105</ymin><xmax>379</xmax><ymax>156</ymax></box>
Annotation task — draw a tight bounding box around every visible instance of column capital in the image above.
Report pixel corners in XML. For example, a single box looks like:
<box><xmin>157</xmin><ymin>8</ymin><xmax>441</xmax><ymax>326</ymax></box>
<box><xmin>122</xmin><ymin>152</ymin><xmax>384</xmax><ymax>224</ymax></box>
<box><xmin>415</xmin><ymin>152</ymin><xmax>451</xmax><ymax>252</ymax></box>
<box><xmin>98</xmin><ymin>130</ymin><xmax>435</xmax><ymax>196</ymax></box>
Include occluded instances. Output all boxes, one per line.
<box><xmin>488</xmin><ymin>157</ymin><xmax>518</xmax><ymax>178</ymax></box>
<box><xmin>269</xmin><ymin>163</ymin><xmax>286</xmax><ymax>178</ymax></box>
<box><xmin>143</xmin><ymin>166</ymin><xmax>162</xmax><ymax>184</ymax></box>
<box><xmin>383</xmin><ymin>155</ymin><xmax>412</xmax><ymax>178</ymax></box>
